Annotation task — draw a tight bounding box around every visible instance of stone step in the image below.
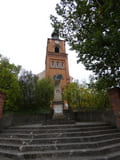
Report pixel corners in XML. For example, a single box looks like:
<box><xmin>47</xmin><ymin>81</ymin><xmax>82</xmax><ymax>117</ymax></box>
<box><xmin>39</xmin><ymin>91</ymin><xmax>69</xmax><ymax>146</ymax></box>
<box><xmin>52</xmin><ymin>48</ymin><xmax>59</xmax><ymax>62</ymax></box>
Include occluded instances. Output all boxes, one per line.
<box><xmin>4</xmin><ymin>127</ymin><xmax>114</xmax><ymax>134</ymax></box>
<box><xmin>1</xmin><ymin>138</ymin><xmax>120</xmax><ymax>152</ymax></box>
<box><xmin>107</xmin><ymin>151</ymin><xmax>120</xmax><ymax>160</ymax></box>
<box><xmin>5</xmin><ymin>125</ymin><xmax>114</xmax><ymax>134</ymax></box>
<box><xmin>10</xmin><ymin>122</ymin><xmax>109</xmax><ymax>129</ymax></box>
<box><xmin>0</xmin><ymin>122</ymin><xmax>120</xmax><ymax>160</ymax></box>
<box><xmin>20</xmin><ymin>144</ymin><xmax>120</xmax><ymax>159</ymax></box>
<box><xmin>5</xmin><ymin>123</ymin><xmax>114</xmax><ymax>130</ymax></box>
<box><xmin>0</xmin><ymin>132</ymin><xmax>120</xmax><ymax>145</ymax></box>
<box><xmin>0</xmin><ymin>154</ymin><xmax>107</xmax><ymax>160</ymax></box>
<box><xmin>42</xmin><ymin>119</ymin><xmax>75</xmax><ymax>125</ymax></box>
<box><xmin>1</xmin><ymin>143</ymin><xmax>120</xmax><ymax>160</ymax></box>
<box><xmin>0</xmin><ymin>128</ymin><xmax>118</xmax><ymax>139</ymax></box>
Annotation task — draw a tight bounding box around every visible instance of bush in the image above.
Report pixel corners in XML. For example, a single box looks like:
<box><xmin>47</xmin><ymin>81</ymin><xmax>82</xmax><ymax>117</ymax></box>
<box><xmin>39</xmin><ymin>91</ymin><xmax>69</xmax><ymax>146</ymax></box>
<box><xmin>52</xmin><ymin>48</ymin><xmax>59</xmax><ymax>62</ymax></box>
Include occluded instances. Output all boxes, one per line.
<box><xmin>63</xmin><ymin>81</ymin><xmax>111</xmax><ymax>111</ymax></box>
<box><xmin>0</xmin><ymin>55</ymin><xmax>23</xmax><ymax>112</ymax></box>
<box><xmin>35</xmin><ymin>78</ymin><xmax>54</xmax><ymax>113</ymax></box>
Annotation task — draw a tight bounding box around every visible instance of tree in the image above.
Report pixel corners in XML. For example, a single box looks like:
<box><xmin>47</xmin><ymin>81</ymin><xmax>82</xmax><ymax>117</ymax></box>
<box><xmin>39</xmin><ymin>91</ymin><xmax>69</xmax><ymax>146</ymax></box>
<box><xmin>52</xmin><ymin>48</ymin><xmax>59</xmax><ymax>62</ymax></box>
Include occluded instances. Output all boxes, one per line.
<box><xmin>0</xmin><ymin>55</ymin><xmax>54</xmax><ymax>113</ymax></box>
<box><xmin>0</xmin><ymin>55</ymin><xmax>23</xmax><ymax>112</ymax></box>
<box><xmin>63</xmin><ymin>82</ymin><xmax>80</xmax><ymax>108</ymax></box>
<box><xmin>19</xmin><ymin>69</ymin><xmax>38</xmax><ymax>112</ymax></box>
<box><xmin>19</xmin><ymin>71</ymin><xmax>54</xmax><ymax>113</ymax></box>
<box><xmin>35</xmin><ymin>78</ymin><xmax>54</xmax><ymax>113</ymax></box>
<box><xmin>88</xmin><ymin>75</ymin><xmax>111</xmax><ymax>110</ymax></box>
<box><xmin>50</xmin><ymin>0</ymin><xmax>120</xmax><ymax>88</ymax></box>
<box><xmin>63</xmin><ymin>80</ymin><xmax>111</xmax><ymax>110</ymax></box>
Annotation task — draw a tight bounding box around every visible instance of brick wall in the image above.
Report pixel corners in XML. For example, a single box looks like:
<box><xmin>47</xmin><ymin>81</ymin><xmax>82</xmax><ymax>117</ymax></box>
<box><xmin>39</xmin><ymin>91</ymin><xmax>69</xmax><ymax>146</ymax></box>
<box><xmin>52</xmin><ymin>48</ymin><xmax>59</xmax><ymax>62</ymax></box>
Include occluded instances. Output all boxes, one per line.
<box><xmin>108</xmin><ymin>87</ymin><xmax>120</xmax><ymax>129</ymax></box>
<box><xmin>45</xmin><ymin>38</ymin><xmax>70</xmax><ymax>91</ymax></box>
<box><xmin>0</xmin><ymin>91</ymin><xmax>6</xmax><ymax>119</ymax></box>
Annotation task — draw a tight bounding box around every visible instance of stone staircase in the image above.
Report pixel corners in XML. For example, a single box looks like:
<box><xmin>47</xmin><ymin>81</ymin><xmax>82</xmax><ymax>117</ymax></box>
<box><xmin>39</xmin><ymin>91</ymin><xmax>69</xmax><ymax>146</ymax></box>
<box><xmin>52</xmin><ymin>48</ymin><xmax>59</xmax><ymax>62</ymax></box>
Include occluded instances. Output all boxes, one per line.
<box><xmin>0</xmin><ymin>122</ymin><xmax>120</xmax><ymax>160</ymax></box>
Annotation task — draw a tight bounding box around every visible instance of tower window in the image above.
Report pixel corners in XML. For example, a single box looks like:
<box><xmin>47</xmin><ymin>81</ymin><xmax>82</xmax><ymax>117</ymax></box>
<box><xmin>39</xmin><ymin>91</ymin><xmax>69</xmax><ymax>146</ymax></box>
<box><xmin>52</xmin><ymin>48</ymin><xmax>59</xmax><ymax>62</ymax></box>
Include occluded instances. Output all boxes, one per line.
<box><xmin>56</xmin><ymin>62</ymin><xmax>59</xmax><ymax>68</ymax></box>
<box><xmin>61</xmin><ymin>62</ymin><xmax>64</xmax><ymax>69</ymax></box>
<box><xmin>55</xmin><ymin>46</ymin><xmax>59</xmax><ymax>53</ymax></box>
<box><xmin>51</xmin><ymin>61</ymin><xmax>54</xmax><ymax>68</ymax></box>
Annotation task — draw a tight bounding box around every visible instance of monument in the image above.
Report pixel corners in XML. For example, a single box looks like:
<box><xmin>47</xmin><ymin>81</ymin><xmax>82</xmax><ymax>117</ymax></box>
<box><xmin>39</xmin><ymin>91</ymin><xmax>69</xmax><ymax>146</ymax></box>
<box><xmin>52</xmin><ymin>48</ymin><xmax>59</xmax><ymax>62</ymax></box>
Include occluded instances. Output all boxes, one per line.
<box><xmin>52</xmin><ymin>74</ymin><xmax>64</xmax><ymax>119</ymax></box>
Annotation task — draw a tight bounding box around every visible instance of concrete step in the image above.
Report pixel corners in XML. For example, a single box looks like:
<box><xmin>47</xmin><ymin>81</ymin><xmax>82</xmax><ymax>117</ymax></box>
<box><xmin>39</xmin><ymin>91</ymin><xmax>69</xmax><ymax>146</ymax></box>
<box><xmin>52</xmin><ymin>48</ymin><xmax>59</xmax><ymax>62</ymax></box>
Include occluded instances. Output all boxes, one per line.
<box><xmin>4</xmin><ymin>126</ymin><xmax>114</xmax><ymax>134</ymax></box>
<box><xmin>42</xmin><ymin>119</ymin><xmax>75</xmax><ymax>125</ymax></box>
<box><xmin>0</xmin><ymin>122</ymin><xmax>120</xmax><ymax>159</ymax></box>
<box><xmin>0</xmin><ymin>132</ymin><xmax>120</xmax><ymax>145</ymax></box>
<box><xmin>5</xmin><ymin>124</ymin><xmax>114</xmax><ymax>134</ymax></box>
<box><xmin>0</xmin><ymin>128</ymin><xmax>118</xmax><ymax>139</ymax></box>
<box><xmin>10</xmin><ymin>122</ymin><xmax>110</xmax><ymax>129</ymax></box>
<box><xmin>1</xmin><ymin>143</ymin><xmax>120</xmax><ymax>160</ymax></box>
<box><xmin>1</xmin><ymin>138</ymin><xmax>120</xmax><ymax>152</ymax></box>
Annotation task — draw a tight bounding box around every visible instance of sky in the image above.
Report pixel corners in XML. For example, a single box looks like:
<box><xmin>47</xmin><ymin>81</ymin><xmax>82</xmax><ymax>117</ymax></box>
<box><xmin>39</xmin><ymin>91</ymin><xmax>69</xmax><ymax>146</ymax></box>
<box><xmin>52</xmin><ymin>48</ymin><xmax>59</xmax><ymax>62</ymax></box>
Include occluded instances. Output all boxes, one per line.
<box><xmin>0</xmin><ymin>0</ymin><xmax>92</xmax><ymax>83</ymax></box>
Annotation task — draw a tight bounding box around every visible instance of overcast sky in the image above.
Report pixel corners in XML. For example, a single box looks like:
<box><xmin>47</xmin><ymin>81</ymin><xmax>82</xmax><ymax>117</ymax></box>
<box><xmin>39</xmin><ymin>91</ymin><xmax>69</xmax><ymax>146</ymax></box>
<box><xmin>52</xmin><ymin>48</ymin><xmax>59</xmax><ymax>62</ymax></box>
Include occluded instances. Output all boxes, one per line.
<box><xmin>0</xmin><ymin>0</ymin><xmax>92</xmax><ymax>83</ymax></box>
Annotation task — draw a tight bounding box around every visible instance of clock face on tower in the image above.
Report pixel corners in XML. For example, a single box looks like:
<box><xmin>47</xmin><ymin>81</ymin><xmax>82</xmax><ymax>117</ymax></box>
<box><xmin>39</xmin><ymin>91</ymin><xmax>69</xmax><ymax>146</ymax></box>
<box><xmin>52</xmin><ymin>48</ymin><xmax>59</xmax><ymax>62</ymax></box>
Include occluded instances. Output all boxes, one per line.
<box><xmin>55</xmin><ymin>40</ymin><xmax>59</xmax><ymax>44</ymax></box>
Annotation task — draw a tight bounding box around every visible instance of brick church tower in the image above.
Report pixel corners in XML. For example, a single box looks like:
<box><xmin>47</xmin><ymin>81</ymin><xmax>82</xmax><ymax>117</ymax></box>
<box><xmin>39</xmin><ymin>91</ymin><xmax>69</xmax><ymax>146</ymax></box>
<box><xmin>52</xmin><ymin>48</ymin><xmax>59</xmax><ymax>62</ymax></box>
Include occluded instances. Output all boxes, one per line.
<box><xmin>45</xmin><ymin>32</ymin><xmax>70</xmax><ymax>91</ymax></box>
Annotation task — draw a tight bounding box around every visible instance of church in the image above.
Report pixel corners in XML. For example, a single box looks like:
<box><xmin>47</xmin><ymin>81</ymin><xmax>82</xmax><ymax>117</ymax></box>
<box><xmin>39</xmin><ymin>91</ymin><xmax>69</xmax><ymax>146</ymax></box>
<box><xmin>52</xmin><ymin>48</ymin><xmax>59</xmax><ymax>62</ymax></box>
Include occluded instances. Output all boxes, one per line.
<box><xmin>37</xmin><ymin>32</ymin><xmax>72</xmax><ymax>91</ymax></box>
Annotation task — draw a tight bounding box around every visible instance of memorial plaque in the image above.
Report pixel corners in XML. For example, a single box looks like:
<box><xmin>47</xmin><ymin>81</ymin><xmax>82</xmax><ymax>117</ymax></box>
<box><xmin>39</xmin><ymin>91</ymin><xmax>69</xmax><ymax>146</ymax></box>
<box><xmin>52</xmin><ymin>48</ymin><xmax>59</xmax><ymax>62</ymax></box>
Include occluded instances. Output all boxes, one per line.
<box><xmin>54</xmin><ymin>104</ymin><xmax>63</xmax><ymax>114</ymax></box>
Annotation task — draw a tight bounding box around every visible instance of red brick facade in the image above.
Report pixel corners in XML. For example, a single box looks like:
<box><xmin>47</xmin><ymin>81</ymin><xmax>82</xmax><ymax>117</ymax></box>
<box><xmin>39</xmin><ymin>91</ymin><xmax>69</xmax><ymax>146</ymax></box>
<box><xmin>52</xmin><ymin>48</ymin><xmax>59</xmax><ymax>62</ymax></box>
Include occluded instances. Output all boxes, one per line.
<box><xmin>45</xmin><ymin>38</ymin><xmax>70</xmax><ymax>91</ymax></box>
<box><xmin>108</xmin><ymin>87</ymin><xmax>120</xmax><ymax>128</ymax></box>
<box><xmin>0</xmin><ymin>91</ymin><xmax>6</xmax><ymax>119</ymax></box>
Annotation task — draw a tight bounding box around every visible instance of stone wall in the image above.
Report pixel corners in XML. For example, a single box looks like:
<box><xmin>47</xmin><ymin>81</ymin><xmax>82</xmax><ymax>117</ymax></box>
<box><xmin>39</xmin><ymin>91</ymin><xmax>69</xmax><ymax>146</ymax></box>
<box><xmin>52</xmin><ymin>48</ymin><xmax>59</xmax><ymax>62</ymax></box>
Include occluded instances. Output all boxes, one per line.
<box><xmin>12</xmin><ymin>113</ymin><xmax>51</xmax><ymax>126</ymax></box>
<box><xmin>0</xmin><ymin>113</ymin><xmax>52</xmax><ymax>131</ymax></box>
<box><xmin>0</xmin><ymin>109</ymin><xmax>116</xmax><ymax>130</ymax></box>
<box><xmin>73</xmin><ymin>111</ymin><xmax>106</xmax><ymax>122</ymax></box>
<box><xmin>102</xmin><ymin>110</ymin><xmax>116</xmax><ymax>126</ymax></box>
<box><xmin>64</xmin><ymin>110</ymin><xmax>116</xmax><ymax>125</ymax></box>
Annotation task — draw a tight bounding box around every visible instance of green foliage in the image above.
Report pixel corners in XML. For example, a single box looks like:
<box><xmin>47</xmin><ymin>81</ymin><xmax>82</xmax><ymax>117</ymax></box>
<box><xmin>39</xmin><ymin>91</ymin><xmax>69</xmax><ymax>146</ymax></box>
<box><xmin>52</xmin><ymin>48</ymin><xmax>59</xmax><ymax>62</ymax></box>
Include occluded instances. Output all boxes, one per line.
<box><xmin>63</xmin><ymin>82</ymin><xmax>80</xmax><ymax>108</ymax></box>
<box><xmin>35</xmin><ymin>78</ymin><xmax>54</xmax><ymax>113</ymax></box>
<box><xmin>63</xmin><ymin>80</ymin><xmax>111</xmax><ymax>111</ymax></box>
<box><xmin>51</xmin><ymin>0</ymin><xmax>120</xmax><ymax>88</ymax></box>
<box><xmin>19</xmin><ymin>69</ymin><xmax>38</xmax><ymax>112</ymax></box>
<box><xmin>0</xmin><ymin>55</ymin><xmax>54</xmax><ymax>114</ymax></box>
<box><xmin>19</xmin><ymin>70</ymin><xmax>54</xmax><ymax>113</ymax></box>
<box><xmin>0</xmin><ymin>55</ymin><xmax>23</xmax><ymax>112</ymax></box>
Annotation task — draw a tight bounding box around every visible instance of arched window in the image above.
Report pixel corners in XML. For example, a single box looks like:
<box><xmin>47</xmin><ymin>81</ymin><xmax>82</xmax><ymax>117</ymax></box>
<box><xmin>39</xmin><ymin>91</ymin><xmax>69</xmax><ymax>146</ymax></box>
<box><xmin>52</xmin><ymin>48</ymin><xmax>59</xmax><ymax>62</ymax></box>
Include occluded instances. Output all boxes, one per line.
<box><xmin>55</xmin><ymin>46</ymin><xmax>59</xmax><ymax>53</ymax></box>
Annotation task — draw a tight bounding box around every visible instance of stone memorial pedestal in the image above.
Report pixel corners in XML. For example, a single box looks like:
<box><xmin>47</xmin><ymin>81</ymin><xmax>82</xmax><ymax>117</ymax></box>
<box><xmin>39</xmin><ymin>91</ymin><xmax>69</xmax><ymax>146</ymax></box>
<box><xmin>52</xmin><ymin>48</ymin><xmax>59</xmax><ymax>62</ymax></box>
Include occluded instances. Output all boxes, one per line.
<box><xmin>52</xmin><ymin>74</ymin><xmax>64</xmax><ymax>119</ymax></box>
<box><xmin>52</xmin><ymin>101</ymin><xmax>64</xmax><ymax>119</ymax></box>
